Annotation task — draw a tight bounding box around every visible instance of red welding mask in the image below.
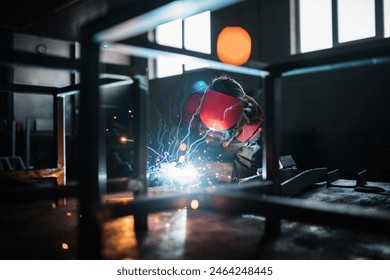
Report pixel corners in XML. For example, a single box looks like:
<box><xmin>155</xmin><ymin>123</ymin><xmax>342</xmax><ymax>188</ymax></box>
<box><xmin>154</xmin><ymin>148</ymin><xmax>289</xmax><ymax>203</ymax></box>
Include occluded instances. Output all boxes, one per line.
<box><xmin>198</xmin><ymin>89</ymin><xmax>245</xmax><ymax>141</ymax></box>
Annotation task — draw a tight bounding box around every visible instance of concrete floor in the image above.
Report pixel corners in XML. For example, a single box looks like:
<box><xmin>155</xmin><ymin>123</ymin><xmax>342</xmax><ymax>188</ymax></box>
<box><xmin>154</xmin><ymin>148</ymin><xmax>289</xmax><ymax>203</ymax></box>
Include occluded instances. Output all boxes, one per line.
<box><xmin>1</xmin><ymin>183</ymin><xmax>390</xmax><ymax>260</ymax></box>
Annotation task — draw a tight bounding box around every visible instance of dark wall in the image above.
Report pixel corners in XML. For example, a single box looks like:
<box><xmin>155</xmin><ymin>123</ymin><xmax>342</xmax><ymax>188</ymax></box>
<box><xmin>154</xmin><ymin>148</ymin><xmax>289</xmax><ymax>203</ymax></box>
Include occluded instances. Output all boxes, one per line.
<box><xmin>259</xmin><ymin>0</ymin><xmax>390</xmax><ymax>181</ymax></box>
<box><xmin>281</xmin><ymin>64</ymin><xmax>390</xmax><ymax>181</ymax></box>
<box><xmin>259</xmin><ymin>0</ymin><xmax>291</xmax><ymax>64</ymax></box>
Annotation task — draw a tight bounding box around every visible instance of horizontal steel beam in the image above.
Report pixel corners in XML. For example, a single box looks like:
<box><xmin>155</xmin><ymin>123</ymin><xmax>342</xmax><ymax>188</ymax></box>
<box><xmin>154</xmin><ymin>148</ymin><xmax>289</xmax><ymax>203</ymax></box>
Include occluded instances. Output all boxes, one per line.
<box><xmin>92</xmin><ymin>0</ymin><xmax>244</xmax><ymax>43</ymax></box>
<box><xmin>0</xmin><ymin>75</ymin><xmax>132</xmax><ymax>95</ymax></box>
<box><xmin>0</xmin><ymin>83</ymin><xmax>58</xmax><ymax>95</ymax></box>
<box><xmin>104</xmin><ymin>42</ymin><xmax>269</xmax><ymax>77</ymax></box>
<box><xmin>0</xmin><ymin>177</ymin><xmax>140</xmax><ymax>205</ymax></box>
<box><xmin>101</xmin><ymin>189</ymin><xmax>390</xmax><ymax>236</ymax></box>
<box><xmin>0</xmin><ymin>182</ymin><xmax>79</xmax><ymax>205</ymax></box>
<box><xmin>0</xmin><ymin>50</ymin><xmax>79</xmax><ymax>70</ymax></box>
<box><xmin>266</xmin><ymin>38</ymin><xmax>390</xmax><ymax>76</ymax></box>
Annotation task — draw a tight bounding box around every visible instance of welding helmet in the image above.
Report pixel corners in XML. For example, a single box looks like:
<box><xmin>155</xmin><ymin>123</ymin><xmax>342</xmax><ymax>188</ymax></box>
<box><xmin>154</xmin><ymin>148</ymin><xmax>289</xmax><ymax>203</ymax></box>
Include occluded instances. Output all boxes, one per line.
<box><xmin>198</xmin><ymin>88</ymin><xmax>245</xmax><ymax>142</ymax></box>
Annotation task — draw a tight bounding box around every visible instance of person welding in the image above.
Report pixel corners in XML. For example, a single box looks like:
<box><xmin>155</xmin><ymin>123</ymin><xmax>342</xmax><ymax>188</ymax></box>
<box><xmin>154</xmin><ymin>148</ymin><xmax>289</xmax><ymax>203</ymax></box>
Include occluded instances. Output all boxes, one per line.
<box><xmin>180</xmin><ymin>75</ymin><xmax>264</xmax><ymax>182</ymax></box>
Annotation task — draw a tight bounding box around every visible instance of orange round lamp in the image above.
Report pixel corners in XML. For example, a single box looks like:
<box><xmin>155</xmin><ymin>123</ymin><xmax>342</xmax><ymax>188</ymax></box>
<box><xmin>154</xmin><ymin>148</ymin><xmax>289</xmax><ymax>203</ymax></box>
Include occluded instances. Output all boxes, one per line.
<box><xmin>217</xmin><ymin>26</ymin><xmax>252</xmax><ymax>65</ymax></box>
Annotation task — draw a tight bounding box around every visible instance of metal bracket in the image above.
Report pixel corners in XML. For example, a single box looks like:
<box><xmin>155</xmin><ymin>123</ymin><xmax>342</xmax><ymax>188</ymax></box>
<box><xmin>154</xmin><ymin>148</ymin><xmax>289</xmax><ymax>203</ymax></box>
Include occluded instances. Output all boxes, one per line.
<box><xmin>281</xmin><ymin>167</ymin><xmax>327</xmax><ymax>197</ymax></box>
<box><xmin>327</xmin><ymin>169</ymin><xmax>388</xmax><ymax>194</ymax></box>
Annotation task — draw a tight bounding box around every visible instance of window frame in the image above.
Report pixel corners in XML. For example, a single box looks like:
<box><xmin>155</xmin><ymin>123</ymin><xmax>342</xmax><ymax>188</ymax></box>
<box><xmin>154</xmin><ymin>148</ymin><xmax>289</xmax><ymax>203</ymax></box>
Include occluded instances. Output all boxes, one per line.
<box><xmin>150</xmin><ymin>11</ymin><xmax>211</xmax><ymax>79</ymax></box>
<box><xmin>293</xmin><ymin>0</ymin><xmax>386</xmax><ymax>54</ymax></box>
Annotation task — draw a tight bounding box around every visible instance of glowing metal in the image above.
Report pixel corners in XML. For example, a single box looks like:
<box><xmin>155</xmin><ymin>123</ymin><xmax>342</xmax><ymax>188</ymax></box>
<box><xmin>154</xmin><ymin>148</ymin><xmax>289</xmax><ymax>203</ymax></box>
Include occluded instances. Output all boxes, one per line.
<box><xmin>154</xmin><ymin>161</ymin><xmax>202</xmax><ymax>188</ymax></box>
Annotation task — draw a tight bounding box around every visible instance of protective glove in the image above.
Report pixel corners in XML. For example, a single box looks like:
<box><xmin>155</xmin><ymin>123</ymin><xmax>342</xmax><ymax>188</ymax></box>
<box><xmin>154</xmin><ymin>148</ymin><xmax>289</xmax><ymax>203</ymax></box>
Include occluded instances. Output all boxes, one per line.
<box><xmin>233</xmin><ymin>141</ymin><xmax>262</xmax><ymax>180</ymax></box>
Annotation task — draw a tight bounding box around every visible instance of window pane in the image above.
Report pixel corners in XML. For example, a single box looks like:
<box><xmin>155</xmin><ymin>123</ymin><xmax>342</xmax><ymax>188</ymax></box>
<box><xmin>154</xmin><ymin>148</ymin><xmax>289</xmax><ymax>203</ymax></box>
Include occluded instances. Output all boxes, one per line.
<box><xmin>385</xmin><ymin>0</ymin><xmax>390</xmax><ymax>37</ymax></box>
<box><xmin>156</xmin><ymin>56</ymin><xmax>183</xmax><ymax>78</ymax></box>
<box><xmin>156</xmin><ymin>19</ymin><xmax>182</xmax><ymax>48</ymax></box>
<box><xmin>338</xmin><ymin>0</ymin><xmax>375</xmax><ymax>43</ymax></box>
<box><xmin>184</xmin><ymin>11</ymin><xmax>211</xmax><ymax>54</ymax></box>
<box><xmin>155</xmin><ymin>19</ymin><xmax>183</xmax><ymax>78</ymax></box>
<box><xmin>299</xmin><ymin>0</ymin><xmax>332</xmax><ymax>53</ymax></box>
<box><xmin>155</xmin><ymin>11</ymin><xmax>211</xmax><ymax>78</ymax></box>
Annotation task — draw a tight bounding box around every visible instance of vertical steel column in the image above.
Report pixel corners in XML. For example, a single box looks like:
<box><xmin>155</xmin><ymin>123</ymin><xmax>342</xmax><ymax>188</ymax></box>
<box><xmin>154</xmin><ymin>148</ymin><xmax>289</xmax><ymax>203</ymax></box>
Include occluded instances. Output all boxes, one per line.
<box><xmin>262</xmin><ymin>74</ymin><xmax>282</xmax><ymax>237</ymax></box>
<box><xmin>25</xmin><ymin>117</ymin><xmax>31</xmax><ymax>168</ymax></box>
<box><xmin>375</xmin><ymin>0</ymin><xmax>384</xmax><ymax>38</ymax></box>
<box><xmin>11</xmin><ymin>120</ymin><xmax>16</xmax><ymax>156</ymax></box>
<box><xmin>55</xmin><ymin>95</ymin><xmax>66</xmax><ymax>205</ymax></box>
<box><xmin>292</xmin><ymin>0</ymin><xmax>301</xmax><ymax>54</ymax></box>
<box><xmin>132</xmin><ymin>79</ymin><xmax>149</xmax><ymax>232</ymax></box>
<box><xmin>331</xmin><ymin>0</ymin><xmax>339</xmax><ymax>47</ymax></box>
<box><xmin>78</xmin><ymin>33</ymin><xmax>104</xmax><ymax>259</ymax></box>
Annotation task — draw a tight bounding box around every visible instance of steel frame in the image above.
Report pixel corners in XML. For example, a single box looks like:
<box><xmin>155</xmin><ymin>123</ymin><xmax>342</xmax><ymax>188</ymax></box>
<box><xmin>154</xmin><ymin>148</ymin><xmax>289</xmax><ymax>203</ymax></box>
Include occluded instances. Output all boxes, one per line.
<box><xmin>0</xmin><ymin>46</ymin><xmax>133</xmax><ymax>208</ymax></box>
<box><xmin>75</xmin><ymin>0</ymin><xmax>390</xmax><ymax>259</ymax></box>
<box><xmin>0</xmin><ymin>90</ymin><xmax>69</xmax><ymax>193</ymax></box>
<box><xmin>1</xmin><ymin>0</ymin><xmax>387</xmax><ymax>259</ymax></box>
<box><xmin>0</xmin><ymin>91</ymin><xmax>70</xmax><ymax>206</ymax></box>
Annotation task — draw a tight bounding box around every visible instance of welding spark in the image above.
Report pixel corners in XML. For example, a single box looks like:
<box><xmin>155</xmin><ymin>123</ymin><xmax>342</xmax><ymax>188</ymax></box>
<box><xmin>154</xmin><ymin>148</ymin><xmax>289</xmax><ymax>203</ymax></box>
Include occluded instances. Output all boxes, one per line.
<box><xmin>190</xmin><ymin>199</ymin><xmax>199</xmax><ymax>210</ymax></box>
<box><xmin>152</xmin><ymin>161</ymin><xmax>202</xmax><ymax>189</ymax></box>
<box><xmin>120</xmin><ymin>136</ymin><xmax>134</xmax><ymax>143</ymax></box>
<box><xmin>147</xmin><ymin>87</ymin><xmax>225</xmax><ymax>189</ymax></box>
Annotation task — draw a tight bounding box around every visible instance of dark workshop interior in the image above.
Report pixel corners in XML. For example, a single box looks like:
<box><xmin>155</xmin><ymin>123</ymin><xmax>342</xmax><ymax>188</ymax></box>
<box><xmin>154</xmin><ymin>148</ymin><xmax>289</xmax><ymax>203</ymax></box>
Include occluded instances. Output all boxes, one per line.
<box><xmin>1</xmin><ymin>0</ymin><xmax>390</xmax><ymax>260</ymax></box>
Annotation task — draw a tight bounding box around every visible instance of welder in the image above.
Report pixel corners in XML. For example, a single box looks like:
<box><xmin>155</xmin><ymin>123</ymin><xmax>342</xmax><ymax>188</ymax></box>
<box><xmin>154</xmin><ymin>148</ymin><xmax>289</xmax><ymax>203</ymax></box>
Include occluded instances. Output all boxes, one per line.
<box><xmin>181</xmin><ymin>75</ymin><xmax>264</xmax><ymax>182</ymax></box>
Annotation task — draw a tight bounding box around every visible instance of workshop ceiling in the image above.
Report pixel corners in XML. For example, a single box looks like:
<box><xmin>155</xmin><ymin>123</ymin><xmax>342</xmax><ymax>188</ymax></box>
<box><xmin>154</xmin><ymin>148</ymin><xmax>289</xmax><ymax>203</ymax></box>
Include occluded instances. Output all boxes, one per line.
<box><xmin>0</xmin><ymin>0</ymin><xmax>139</xmax><ymax>41</ymax></box>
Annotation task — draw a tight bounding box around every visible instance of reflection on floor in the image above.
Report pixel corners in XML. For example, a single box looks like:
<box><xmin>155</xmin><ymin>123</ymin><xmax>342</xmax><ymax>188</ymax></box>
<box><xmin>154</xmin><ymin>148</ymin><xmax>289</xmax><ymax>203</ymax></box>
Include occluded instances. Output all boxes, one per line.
<box><xmin>1</xmin><ymin>184</ymin><xmax>390</xmax><ymax>260</ymax></box>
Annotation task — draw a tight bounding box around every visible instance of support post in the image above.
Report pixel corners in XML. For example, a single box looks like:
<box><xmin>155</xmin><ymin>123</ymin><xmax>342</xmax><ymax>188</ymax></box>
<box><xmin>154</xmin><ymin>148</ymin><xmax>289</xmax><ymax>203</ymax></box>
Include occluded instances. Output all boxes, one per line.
<box><xmin>25</xmin><ymin>117</ymin><xmax>31</xmax><ymax>168</ymax></box>
<box><xmin>11</xmin><ymin>120</ymin><xmax>16</xmax><ymax>156</ymax></box>
<box><xmin>132</xmin><ymin>78</ymin><xmax>149</xmax><ymax>232</ymax></box>
<box><xmin>78</xmin><ymin>33</ymin><xmax>104</xmax><ymax>259</ymax></box>
<box><xmin>54</xmin><ymin>95</ymin><xmax>66</xmax><ymax>206</ymax></box>
<box><xmin>262</xmin><ymin>74</ymin><xmax>282</xmax><ymax>237</ymax></box>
